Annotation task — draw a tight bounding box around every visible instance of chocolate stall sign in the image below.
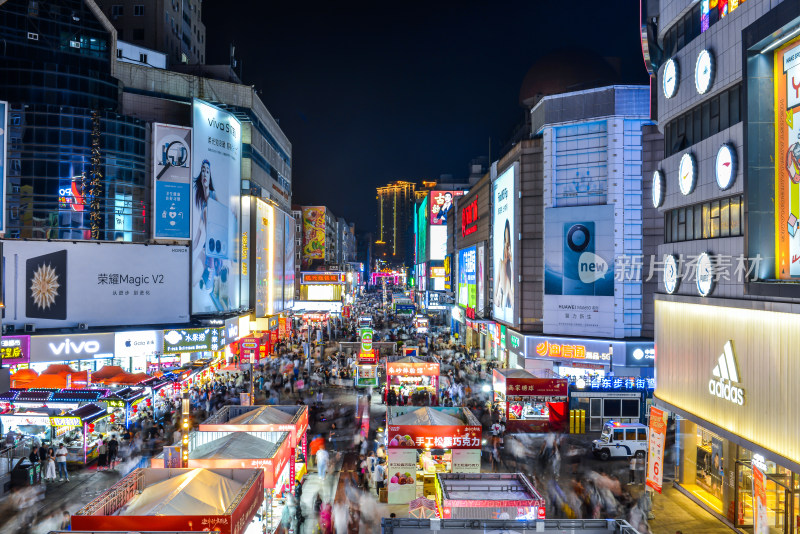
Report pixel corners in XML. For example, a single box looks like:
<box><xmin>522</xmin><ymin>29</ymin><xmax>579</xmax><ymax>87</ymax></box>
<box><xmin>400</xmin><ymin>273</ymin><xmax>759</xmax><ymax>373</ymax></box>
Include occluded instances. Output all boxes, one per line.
<box><xmin>386</xmin><ymin>424</ymin><xmax>482</xmax><ymax>449</ymax></box>
<box><xmin>1</xmin><ymin>335</ymin><xmax>30</xmax><ymax>365</ymax></box>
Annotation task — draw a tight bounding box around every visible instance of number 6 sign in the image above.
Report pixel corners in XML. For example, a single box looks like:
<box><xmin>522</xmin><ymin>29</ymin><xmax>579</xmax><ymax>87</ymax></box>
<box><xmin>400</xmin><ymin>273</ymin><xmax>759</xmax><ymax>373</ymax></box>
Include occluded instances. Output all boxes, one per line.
<box><xmin>646</xmin><ymin>407</ymin><xmax>668</xmax><ymax>493</ymax></box>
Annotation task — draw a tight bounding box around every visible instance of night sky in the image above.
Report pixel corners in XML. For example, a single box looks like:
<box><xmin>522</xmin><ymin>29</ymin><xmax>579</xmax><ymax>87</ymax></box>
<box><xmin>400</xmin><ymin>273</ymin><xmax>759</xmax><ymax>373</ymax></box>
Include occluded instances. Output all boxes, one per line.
<box><xmin>203</xmin><ymin>0</ymin><xmax>650</xmax><ymax>234</ymax></box>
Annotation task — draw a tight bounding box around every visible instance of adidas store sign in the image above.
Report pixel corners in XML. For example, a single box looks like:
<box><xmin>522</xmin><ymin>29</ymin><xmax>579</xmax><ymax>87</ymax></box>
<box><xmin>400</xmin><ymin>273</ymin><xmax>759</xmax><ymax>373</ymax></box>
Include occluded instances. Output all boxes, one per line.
<box><xmin>708</xmin><ymin>341</ymin><xmax>745</xmax><ymax>406</ymax></box>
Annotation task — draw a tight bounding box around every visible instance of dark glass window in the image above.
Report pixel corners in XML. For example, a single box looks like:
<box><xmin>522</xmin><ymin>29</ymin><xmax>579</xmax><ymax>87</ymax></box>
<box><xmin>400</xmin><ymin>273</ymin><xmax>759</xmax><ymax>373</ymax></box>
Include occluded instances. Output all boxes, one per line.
<box><xmin>664</xmin><ymin>195</ymin><xmax>744</xmax><ymax>243</ymax></box>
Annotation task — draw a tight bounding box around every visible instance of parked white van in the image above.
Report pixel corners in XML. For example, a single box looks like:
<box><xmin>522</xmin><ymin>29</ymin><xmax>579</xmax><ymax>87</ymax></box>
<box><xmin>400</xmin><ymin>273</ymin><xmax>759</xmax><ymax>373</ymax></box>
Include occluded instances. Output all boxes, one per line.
<box><xmin>592</xmin><ymin>421</ymin><xmax>648</xmax><ymax>460</ymax></box>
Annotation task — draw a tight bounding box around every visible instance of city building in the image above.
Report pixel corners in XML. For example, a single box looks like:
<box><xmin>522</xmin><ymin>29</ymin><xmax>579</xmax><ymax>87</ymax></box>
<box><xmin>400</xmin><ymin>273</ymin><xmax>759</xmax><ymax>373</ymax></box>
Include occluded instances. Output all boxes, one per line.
<box><xmin>642</xmin><ymin>1</ymin><xmax>800</xmax><ymax>531</ymax></box>
<box><xmin>95</xmin><ymin>0</ymin><xmax>205</xmax><ymax>66</ymax></box>
<box><xmin>376</xmin><ymin>180</ymin><xmax>417</xmax><ymax>266</ymax></box>
<box><xmin>0</xmin><ymin>0</ymin><xmax>294</xmax><ymax>376</ymax></box>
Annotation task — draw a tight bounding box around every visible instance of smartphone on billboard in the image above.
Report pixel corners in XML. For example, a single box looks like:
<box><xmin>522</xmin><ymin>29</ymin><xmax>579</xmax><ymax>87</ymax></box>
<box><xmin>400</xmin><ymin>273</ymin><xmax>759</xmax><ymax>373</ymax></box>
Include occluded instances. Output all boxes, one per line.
<box><xmin>563</xmin><ymin>222</ymin><xmax>594</xmax><ymax>295</ymax></box>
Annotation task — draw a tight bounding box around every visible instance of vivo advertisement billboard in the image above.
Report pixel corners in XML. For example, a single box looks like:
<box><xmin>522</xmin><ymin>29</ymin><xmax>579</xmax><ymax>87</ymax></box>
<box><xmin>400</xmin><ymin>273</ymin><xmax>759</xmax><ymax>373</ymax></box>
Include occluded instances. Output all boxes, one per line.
<box><xmin>543</xmin><ymin>204</ymin><xmax>615</xmax><ymax>336</ymax></box>
<box><xmin>152</xmin><ymin>123</ymin><xmax>192</xmax><ymax>240</ymax></box>
<box><xmin>1</xmin><ymin>241</ymin><xmax>189</xmax><ymax>329</ymax></box>
<box><xmin>191</xmin><ymin>99</ymin><xmax>241</xmax><ymax>314</ymax></box>
<box><xmin>30</xmin><ymin>332</ymin><xmax>115</xmax><ymax>363</ymax></box>
<box><xmin>492</xmin><ymin>164</ymin><xmax>516</xmax><ymax>325</ymax></box>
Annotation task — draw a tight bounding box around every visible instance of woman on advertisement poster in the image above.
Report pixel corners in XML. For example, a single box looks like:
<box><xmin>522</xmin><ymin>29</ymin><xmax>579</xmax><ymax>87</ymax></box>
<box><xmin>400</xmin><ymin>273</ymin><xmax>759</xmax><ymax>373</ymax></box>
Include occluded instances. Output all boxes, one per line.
<box><xmin>494</xmin><ymin>220</ymin><xmax>514</xmax><ymax>318</ymax></box>
<box><xmin>192</xmin><ymin>159</ymin><xmax>230</xmax><ymax>311</ymax></box>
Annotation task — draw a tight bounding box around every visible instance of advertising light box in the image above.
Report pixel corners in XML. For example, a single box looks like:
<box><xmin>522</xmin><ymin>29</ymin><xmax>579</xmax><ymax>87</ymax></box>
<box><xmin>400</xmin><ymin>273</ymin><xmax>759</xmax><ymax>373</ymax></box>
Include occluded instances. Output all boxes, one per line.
<box><xmin>492</xmin><ymin>165</ymin><xmax>516</xmax><ymax>325</ymax></box>
<box><xmin>430</xmin><ymin>190</ymin><xmax>464</xmax><ymax>225</ymax></box>
<box><xmin>543</xmin><ymin>204</ymin><xmax>615</xmax><ymax>337</ymax></box>
<box><xmin>457</xmin><ymin>247</ymin><xmax>476</xmax><ymax>309</ymax></box>
<box><xmin>1</xmin><ymin>241</ymin><xmax>189</xmax><ymax>329</ymax></box>
<box><xmin>191</xmin><ymin>99</ymin><xmax>241</xmax><ymax>314</ymax></box>
<box><xmin>152</xmin><ymin>123</ymin><xmax>192</xmax><ymax>240</ymax></box>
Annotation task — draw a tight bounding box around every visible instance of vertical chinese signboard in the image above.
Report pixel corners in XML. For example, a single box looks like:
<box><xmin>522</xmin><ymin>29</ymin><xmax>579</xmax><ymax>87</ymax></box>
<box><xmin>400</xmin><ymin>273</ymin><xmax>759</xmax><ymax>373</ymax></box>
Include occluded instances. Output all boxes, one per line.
<box><xmin>645</xmin><ymin>406</ymin><xmax>668</xmax><ymax>493</ymax></box>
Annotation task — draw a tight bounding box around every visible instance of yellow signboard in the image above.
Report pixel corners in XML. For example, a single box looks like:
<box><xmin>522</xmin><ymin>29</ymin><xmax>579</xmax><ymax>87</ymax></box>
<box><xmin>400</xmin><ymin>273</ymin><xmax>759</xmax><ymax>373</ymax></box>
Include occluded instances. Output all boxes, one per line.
<box><xmin>775</xmin><ymin>37</ymin><xmax>800</xmax><ymax>278</ymax></box>
<box><xmin>50</xmin><ymin>416</ymin><xmax>81</xmax><ymax>427</ymax></box>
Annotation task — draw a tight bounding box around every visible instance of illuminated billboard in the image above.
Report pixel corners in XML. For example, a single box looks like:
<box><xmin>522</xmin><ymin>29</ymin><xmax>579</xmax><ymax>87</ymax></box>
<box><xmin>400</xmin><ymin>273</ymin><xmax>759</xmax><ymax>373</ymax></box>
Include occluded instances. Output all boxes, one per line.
<box><xmin>191</xmin><ymin>99</ymin><xmax>241</xmax><ymax>314</ymax></box>
<box><xmin>430</xmin><ymin>190</ymin><xmax>464</xmax><ymax>225</ymax></box>
<box><xmin>492</xmin><ymin>165</ymin><xmax>516</xmax><ymax>325</ymax></box>
<box><xmin>457</xmin><ymin>246</ymin><xmax>476</xmax><ymax>309</ymax></box>
<box><xmin>301</xmin><ymin>206</ymin><xmax>325</xmax><ymax>268</ymax></box>
<box><xmin>775</xmin><ymin>38</ymin><xmax>800</xmax><ymax>279</ymax></box>
<box><xmin>416</xmin><ymin>196</ymin><xmax>428</xmax><ymax>263</ymax></box>
<box><xmin>0</xmin><ymin>100</ymin><xmax>6</xmax><ymax>233</ymax></box>
<box><xmin>152</xmin><ymin>123</ymin><xmax>192</xmax><ymax>240</ymax></box>
<box><xmin>255</xmin><ymin>199</ymin><xmax>272</xmax><ymax>317</ymax></box>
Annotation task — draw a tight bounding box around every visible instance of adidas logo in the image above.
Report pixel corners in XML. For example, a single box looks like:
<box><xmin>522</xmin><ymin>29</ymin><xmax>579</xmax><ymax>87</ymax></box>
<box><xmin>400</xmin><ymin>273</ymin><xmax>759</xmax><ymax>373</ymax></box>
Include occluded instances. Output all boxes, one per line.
<box><xmin>708</xmin><ymin>341</ymin><xmax>745</xmax><ymax>406</ymax></box>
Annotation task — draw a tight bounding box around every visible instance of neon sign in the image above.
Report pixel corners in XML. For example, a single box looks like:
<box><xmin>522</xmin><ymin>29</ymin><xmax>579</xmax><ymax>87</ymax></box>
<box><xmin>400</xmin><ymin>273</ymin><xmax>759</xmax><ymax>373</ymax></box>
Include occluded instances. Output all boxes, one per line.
<box><xmin>461</xmin><ymin>196</ymin><xmax>478</xmax><ymax>237</ymax></box>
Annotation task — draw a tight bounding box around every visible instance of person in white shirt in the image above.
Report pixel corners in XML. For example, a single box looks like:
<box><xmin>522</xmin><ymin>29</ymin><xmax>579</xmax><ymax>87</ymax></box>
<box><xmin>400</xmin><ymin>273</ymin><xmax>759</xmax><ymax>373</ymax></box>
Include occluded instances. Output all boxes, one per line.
<box><xmin>55</xmin><ymin>443</ymin><xmax>69</xmax><ymax>481</ymax></box>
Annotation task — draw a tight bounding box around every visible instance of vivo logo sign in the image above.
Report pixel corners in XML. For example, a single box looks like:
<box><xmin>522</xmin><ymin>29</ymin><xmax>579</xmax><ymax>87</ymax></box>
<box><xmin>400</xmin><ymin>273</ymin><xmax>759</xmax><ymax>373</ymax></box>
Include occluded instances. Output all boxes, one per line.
<box><xmin>49</xmin><ymin>338</ymin><xmax>101</xmax><ymax>356</ymax></box>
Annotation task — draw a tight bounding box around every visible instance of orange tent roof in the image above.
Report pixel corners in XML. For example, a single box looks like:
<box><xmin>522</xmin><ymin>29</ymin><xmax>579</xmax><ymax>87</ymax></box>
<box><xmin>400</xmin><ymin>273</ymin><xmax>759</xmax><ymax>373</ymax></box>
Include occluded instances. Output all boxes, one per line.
<box><xmin>92</xmin><ymin>365</ymin><xmax>125</xmax><ymax>380</ymax></box>
<box><xmin>11</xmin><ymin>369</ymin><xmax>38</xmax><ymax>380</ymax></box>
<box><xmin>68</xmin><ymin>372</ymin><xmax>89</xmax><ymax>388</ymax></box>
<box><xmin>41</xmin><ymin>364</ymin><xmax>75</xmax><ymax>377</ymax></box>
<box><xmin>24</xmin><ymin>374</ymin><xmax>67</xmax><ymax>389</ymax></box>
<box><xmin>103</xmin><ymin>372</ymin><xmax>148</xmax><ymax>385</ymax></box>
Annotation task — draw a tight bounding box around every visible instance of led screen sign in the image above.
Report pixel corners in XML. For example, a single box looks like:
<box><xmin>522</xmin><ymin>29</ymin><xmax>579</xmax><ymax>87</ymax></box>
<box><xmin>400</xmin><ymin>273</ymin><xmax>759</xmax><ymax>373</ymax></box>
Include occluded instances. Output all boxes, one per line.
<box><xmin>461</xmin><ymin>196</ymin><xmax>479</xmax><ymax>237</ymax></box>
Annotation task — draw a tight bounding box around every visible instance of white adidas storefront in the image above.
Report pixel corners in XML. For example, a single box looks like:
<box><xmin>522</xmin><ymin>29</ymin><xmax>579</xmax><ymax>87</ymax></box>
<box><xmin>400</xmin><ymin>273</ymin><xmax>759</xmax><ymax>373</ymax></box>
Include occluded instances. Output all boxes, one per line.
<box><xmin>654</xmin><ymin>299</ymin><xmax>800</xmax><ymax>533</ymax></box>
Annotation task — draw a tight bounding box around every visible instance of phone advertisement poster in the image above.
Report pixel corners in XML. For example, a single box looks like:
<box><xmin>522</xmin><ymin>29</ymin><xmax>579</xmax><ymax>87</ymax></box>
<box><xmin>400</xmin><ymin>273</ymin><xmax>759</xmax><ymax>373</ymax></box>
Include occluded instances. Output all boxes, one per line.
<box><xmin>543</xmin><ymin>204</ymin><xmax>615</xmax><ymax>336</ymax></box>
<box><xmin>191</xmin><ymin>99</ymin><xmax>241</xmax><ymax>313</ymax></box>
<box><xmin>492</xmin><ymin>165</ymin><xmax>516</xmax><ymax>325</ymax></box>
<box><xmin>646</xmin><ymin>406</ymin><xmax>668</xmax><ymax>493</ymax></box>
<box><xmin>775</xmin><ymin>38</ymin><xmax>800</xmax><ymax>278</ymax></box>
<box><xmin>152</xmin><ymin>123</ymin><xmax>192</xmax><ymax>240</ymax></box>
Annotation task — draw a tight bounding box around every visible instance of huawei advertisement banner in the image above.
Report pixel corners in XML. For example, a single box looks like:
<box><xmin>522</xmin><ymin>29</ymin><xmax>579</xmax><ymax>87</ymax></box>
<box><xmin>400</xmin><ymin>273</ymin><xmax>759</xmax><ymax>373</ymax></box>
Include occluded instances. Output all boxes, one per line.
<box><xmin>1</xmin><ymin>241</ymin><xmax>189</xmax><ymax>329</ymax></box>
<box><xmin>0</xmin><ymin>100</ymin><xmax>6</xmax><ymax>234</ymax></box>
<box><xmin>430</xmin><ymin>190</ymin><xmax>464</xmax><ymax>225</ymax></box>
<box><xmin>457</xmin><ymin>247</ymin><xmax>476</xmax><ymax>309</ymax></box>
<box><xmin>152</xmin><ymin>123</ymin><xmax>192</xmax><ymax>240</ymax></box>
<box><xmin>543</xmin><ymin>204</ymin><xmax>615</xmax><ymax>336</ymax></box>
<box><xmin>646</xmin><ymin>406</ymin><xmax>667</xmax><ymax>493</ymax></box>
<box><xmin>191</xmin><ymin>98</ymin><xmax>241</xmax><ymax>314</ymax></box>
<box><xmin>492</xmin><ymin>165</ymin><xmax>516</xmax><ymax>325</ymax></box>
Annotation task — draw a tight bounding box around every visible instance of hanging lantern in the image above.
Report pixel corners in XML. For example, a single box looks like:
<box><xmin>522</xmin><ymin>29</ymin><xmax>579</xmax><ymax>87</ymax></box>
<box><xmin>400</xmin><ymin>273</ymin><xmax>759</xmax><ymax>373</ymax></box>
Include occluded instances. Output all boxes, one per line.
<box><xmin>110</xmin><ymin>414</ymin><xmax>115</xmax><ymax>424</ymax></box>
<box><xmin>87</xmin><ymin>423</ymin><xmax>95</xmax><ymax>433</ymax></box>
<box><xmin>132</xmin><ymin>404</ymin><xmax>138</xmax><ymax>413</ymax></box>
<box><xmin>146</xmin><ymin>398</ymin><xmax>152</xmax><ymax>407</ymax></box>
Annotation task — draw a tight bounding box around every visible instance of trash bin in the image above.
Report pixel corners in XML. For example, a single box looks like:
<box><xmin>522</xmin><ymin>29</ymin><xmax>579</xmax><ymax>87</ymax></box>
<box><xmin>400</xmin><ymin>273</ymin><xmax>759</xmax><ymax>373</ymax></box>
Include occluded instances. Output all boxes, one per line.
<box><xmin>11</xmin><ymin>459</ymin><xmax>40</xmax><ymax>487</ymax></box>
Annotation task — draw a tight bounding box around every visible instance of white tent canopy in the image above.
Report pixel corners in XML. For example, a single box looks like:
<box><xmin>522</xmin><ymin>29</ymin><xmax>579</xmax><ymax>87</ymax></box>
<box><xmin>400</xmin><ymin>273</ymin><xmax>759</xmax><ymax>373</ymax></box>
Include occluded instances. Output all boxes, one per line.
<box><xmin>392</xmin><ymin>407</ymin><xmax>465</xmax><ymax>426</ymax></box>
<box><xmin>190</xmin><ymin>432</ymin><xmax>279</xmax><ymax>460</ymax></box>
<box><xmin>227</xmin><ymin>406</ymin><xmax>294</xmax><ymax>425</ymax></box>
<box><xmin>119</xmin><ymin>468</ymin><xmax>243</xmax><ymax>516</ymax></box>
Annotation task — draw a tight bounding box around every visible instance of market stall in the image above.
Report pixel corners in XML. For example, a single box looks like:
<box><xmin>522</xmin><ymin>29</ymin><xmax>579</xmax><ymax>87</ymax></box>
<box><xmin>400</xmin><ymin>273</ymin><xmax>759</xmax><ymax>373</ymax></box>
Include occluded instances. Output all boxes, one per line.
<box><xmin>70</xmin><ymin>467</ymin><xmax>264</xmax><ymax>534</ymax></box>
<box><xmin>199</xmin><ymin>404</ymin><xmax>310</xmax><ymax>488</ymax></box>
<box><xmin>153</xmin><ymin>430</ymin><xmax>292</xmax><ymax>533</ymax></box>
<box><xmin>492</xmin><ymin>369</ymin><xmax>568</xmax><ymax>433</ymax></box>
<box><xmin>434</xmin><ymin>472</ymin><xmax>546</xmax><ymax>520</ymax></box>
<box><xmin>56</xmin><ymin>403</ymin><xmax>112</xmax><ymax>465</ymax></box>
<box><xmin>386</xmin><ymin>406</ymin><xmax>482</xmax><ymax>504</ymax></box>
<box><xmin>386</xmin><ymin>355</ymin><xmax>441</xmax><ymax>406</ymax></box>
<box><xmin>101</xmin><ymin>386</ymin><xmax>149</xmax><ymax>429</ymax></box>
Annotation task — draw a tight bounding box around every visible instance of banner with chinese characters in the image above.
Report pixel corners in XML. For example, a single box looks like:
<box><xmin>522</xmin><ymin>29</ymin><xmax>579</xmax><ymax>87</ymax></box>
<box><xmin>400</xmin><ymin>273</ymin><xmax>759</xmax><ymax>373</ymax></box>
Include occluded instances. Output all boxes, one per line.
<box><xmin>387</xmin><ymin>362</ymin><xmax>439</xmax><ymax>376</ymax></box>
<box><xmin>0</xmin><ymin>335</ymin><xmax>30</xmax><ymax>365</ymax></box>
<box><xmin>753</xmin><ymin>464</ymin><xmax>769</xmax><ymax>534</ymax></box>
<box><xmin>386</xmin><ymin>424</ymin><xmax>482</xmax><ymax>449</ymax></box>
<box><xmin>451</xmin><ymin>449</ymin><xmax>481</xmax><ymax>473</ymax></box>
<box><xmin>163</xmin><ymin>327</ymin><xmax>222</xmax><ymax>354</ymax></box>
<box><xmin>646</xmin><ymin>406</ymin><xmax>668</xmax><ymax>493</ymax></box>
<box><xmin>388</xmin><ymin>448</ymin><xmax>417</xmax><ymax>504</ymax></box>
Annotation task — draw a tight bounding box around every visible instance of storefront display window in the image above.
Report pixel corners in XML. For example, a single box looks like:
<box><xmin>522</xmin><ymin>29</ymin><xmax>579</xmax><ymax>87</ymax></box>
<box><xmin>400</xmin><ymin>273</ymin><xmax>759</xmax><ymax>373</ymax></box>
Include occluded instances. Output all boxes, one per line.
<box><xmin>508</xmin><ymin>400</ymin><xmax>549</xmax><ymax>421</ymax></box>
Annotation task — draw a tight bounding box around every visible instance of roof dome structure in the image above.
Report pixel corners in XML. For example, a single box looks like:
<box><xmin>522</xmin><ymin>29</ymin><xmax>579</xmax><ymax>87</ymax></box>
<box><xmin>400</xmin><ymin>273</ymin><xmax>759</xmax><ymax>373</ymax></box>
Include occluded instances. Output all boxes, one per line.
<box><xmin>519</xmin><ymin>48</ymin><xmax>620</xmax><ymax>108</ymax></box>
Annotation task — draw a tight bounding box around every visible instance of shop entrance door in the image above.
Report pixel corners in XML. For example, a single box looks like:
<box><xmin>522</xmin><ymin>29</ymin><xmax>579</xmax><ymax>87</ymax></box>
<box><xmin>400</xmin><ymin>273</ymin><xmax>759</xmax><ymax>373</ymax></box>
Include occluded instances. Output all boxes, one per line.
<box><xmin>736</xmin><ymin>461</ymin><xmax>796</xmax><ymax>534</ymax></box>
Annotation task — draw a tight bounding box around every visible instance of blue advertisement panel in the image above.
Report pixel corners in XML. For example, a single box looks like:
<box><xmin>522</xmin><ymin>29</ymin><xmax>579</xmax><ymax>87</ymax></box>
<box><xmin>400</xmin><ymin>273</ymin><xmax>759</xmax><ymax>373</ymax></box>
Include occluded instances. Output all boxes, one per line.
<box><xmin>543</xmin><ymin>204</ymin><xmax>615</xmax><ymax>336</ymax></box>
<box><xmin>191</xmin><ymin>99</ymin><xmax>241</xmax><ymax>314</ymax></box>
<box><xmin>152</xmin><ymin>123</ymin><xmax>192</xmax><ymax>240</ymax></box>
<box><xmin>457</xmin><ymin>246</ymin><xmax>476</xmax><ymax>309</ymax></box>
